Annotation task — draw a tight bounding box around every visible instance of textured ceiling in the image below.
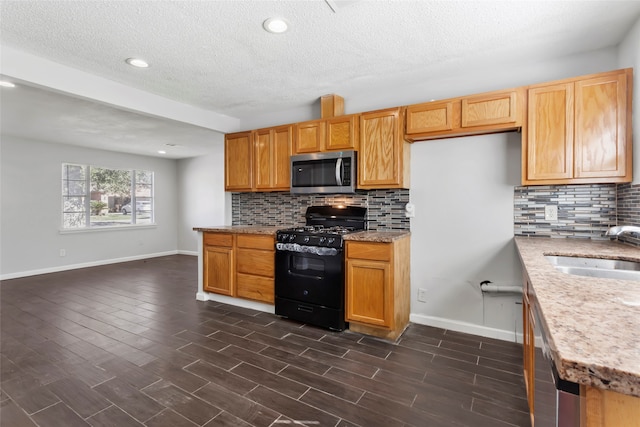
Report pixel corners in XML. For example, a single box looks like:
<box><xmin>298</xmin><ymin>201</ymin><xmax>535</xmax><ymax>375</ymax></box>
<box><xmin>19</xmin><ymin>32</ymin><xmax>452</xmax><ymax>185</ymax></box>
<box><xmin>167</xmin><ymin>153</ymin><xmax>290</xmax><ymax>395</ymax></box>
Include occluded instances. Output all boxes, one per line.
<box><xmin>1</xmin><ymin>1</ymin><xmax>640</xmax><ymax>158</ymax></box>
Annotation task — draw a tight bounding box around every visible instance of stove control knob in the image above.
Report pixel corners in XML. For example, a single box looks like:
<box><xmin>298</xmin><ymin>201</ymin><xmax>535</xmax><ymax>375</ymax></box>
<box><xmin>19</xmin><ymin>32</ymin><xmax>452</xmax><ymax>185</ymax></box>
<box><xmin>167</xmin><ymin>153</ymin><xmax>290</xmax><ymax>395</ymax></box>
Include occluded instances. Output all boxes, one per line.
<box><xmin>289</xmin><ymin>234</ymin><xmax>296</xmax><ymax>242</ymax></box>
<box><xmin>280</xmin><ymin>234</ymin><xmax>288</xmax><ymax>242</ymax></box>
<box><xmin>327</xmin><ymin>237</ymin><xmax>335</xmax><ymax>246</ymax></box>
<box><xmin>318</xmin><ymin>237</ymin><xmax>326</xmax><ymax>245</ymax></box>
<box><xmin>303</xmin><ymin>236</ymin><xmax>310</xmax><ymax>243</ymax></box>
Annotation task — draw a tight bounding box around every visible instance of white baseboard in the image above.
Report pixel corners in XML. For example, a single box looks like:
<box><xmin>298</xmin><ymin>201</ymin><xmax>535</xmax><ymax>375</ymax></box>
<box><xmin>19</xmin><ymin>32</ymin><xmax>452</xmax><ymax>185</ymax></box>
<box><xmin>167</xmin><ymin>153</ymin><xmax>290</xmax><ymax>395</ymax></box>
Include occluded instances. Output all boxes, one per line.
<box><xmin>0</xmin><ymin>251</ymin><xmax>179</xmax><ymax>280</ymax></box>
<box><xmin>410</xmin><ymin>313</ymin><xmax>523</xmax><ymax>343</ymax></box>
<box><xmin>197</xmin><ymin>291</ymin><xmax>275</xmax><ymax>314</ymax></box>
<box><xmin>177</xmin><ymin>250</ymin><xmax>198</xmax><ymax>256</ymax></box>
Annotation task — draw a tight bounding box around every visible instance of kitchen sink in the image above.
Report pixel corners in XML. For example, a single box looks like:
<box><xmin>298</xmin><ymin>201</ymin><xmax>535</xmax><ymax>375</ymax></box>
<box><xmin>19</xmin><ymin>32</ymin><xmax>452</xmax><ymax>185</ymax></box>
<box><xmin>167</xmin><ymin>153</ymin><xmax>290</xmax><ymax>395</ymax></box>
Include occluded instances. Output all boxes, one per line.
<box><xmin>545</xmin><ymin>255</ymin><xmax>640</xmax><ymax>282</ymax></box>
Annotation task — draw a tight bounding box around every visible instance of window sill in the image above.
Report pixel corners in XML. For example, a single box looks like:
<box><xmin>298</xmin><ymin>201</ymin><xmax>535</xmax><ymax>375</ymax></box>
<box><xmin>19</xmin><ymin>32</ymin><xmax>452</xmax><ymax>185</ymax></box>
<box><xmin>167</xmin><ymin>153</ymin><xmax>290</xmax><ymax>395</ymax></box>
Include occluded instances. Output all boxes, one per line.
<box><xmin>59</xmin><ymin>224</ymin><xmax>158</xmax><ymax>234</ymax></box>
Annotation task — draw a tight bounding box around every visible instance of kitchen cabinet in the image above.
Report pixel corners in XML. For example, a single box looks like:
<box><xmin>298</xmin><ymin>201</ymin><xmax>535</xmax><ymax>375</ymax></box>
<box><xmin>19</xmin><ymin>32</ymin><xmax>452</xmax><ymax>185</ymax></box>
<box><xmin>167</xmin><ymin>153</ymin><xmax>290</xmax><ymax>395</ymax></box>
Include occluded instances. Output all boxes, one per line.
<box><xmin>254</xmin><ymin>125</ymin><xmax>292</xmax><ymax>191</ymax></box>
<box><xmin>522</xmin><ymin>68</ymin><xmax>632</xmax><ymax>185</ymax></box>
<box><xmin>235</xmin><ymin>234</ymin><xmax>275</xmax><ymax>303</ymax></box>
<box><xmin>202</xmin><ymin>232</ymin><xmax>275</xmax><ymax>304</ymax></box>
<box><xmin>203</xmin><ymin>233</ymin><xmax>235</xmax><ymax>296</ymax></box>
<box><xmin>293</xmin><ymin>114</ymin><xmax>359</xmax><ymax>154</ymax></box>
<box><xmin>226</xmin><ymin>126</ymin><xmax>292</xmax><ymax>192</ymax></box>
<box><xmin>294</xmin><ymin>120</ymin><xmax>325</xmax><ymax>154</ymax></box>
<box><xmin>224</xmin><ymin>132</ymin><xmax>253</xmax><ymax>191</ymax></box>
<box><xmin>325</xmin><ymin>114</ymin><xmax>359</xmax><ymax>151</ymax></box>
<box><xmin>345</xmin><ymin>236</ymin><xmax>410</xmax><ymax>340</ymax></box>
<box><xmin>405</xmin><ymin>88</ymin><xmax>523</xmax><ymax>141</ymax></box>
<box><xmin>522</xmin><ymin>275</ymin><xmax>535</xmax><ymax>425</ymax></box>
<box><xmin>358</xmin><ymin>107</ymin><xmax>410</xmax><ymax>189</ymax></box>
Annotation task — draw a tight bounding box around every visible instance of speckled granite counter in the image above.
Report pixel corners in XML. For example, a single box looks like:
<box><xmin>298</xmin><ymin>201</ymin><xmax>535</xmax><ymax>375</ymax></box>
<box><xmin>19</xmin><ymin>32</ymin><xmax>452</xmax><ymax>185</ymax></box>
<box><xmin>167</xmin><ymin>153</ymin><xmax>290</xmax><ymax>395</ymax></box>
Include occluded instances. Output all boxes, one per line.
<box><xmin>515</xmin><ymin>237</ymin><xmax>640</xmax><ymax>397</ymax></box>
<box><xmin>344</xmin><ymin>230</ymin><xmax>410</xmax><ymax>242</ymax></box>
<box><xmin>193</xmin><ymin>226</ymin><xmax>282</xmax><ymax>235</ymax></box>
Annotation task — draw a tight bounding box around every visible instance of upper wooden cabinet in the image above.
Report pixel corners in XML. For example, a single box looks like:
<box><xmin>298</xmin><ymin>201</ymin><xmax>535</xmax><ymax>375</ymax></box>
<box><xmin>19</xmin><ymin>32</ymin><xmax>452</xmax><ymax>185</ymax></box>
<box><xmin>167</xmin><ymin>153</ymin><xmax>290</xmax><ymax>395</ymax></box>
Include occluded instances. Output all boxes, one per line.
<box><xmin>358</xmin><ymin>107</ymin><xmax>410</xmax><ymax>189</ymax></box>
<box><xmin>293</xmin><ymin>114</ymin><xmax>359</xmax><ymax>154</ymax></box>
<box><xmin>224</xmin><ymin>132</ymin><xmax>253</xmax><ymax>191</ymax></box>
<box><xmin>294</xmin><ymin>120</ymin><xmax>325</xmax><ymax>154</ymax></box>
<box><xmin>522</xmin><ymin>68</ymin><xmax>632</xmax><ymax>185</ymax></box>
<box><xmin>405</xmin><ymin>89</ymin><xmax>524</xmax><ymax>141</ymax></box>
<box><xmin>325</xmin><ymin>114</ymin><xmax>359</xmax><ymax>151</ymax></box>
<box><xmin>254</xmin><ymin>125</ymin><xmax>292</xmax><ymax>191</ymax></box>
<box><xmin>226</xmin><ymin>126</ymin><xmax>292</xmax><ymax>192</ymax></box>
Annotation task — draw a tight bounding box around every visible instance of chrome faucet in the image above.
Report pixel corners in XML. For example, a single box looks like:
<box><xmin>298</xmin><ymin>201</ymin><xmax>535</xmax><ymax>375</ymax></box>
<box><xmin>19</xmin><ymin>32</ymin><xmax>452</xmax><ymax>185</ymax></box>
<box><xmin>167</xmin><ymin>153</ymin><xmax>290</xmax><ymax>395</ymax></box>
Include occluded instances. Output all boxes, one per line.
<box><xmin>605</xmin><ymin>225</ymin><xmax>640</xmax><ymax>236</ymax></box>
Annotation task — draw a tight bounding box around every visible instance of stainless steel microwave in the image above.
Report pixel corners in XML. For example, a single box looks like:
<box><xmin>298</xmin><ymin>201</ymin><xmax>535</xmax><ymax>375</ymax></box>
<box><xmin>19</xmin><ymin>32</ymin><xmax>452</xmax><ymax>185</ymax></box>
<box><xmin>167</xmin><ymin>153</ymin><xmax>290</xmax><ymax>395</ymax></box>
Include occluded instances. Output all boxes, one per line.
<box><xmin>290</xmin><ymin>151</ymin><xmax>356</xmax><ymax>194</ymax></box>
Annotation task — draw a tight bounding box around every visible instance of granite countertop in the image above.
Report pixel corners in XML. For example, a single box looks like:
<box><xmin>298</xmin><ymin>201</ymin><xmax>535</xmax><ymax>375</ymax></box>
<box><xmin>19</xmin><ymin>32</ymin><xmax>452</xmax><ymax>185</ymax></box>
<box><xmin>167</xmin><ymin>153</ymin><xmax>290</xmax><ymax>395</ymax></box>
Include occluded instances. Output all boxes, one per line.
<box><xmin>514</xmin><ymin>237</ymin><xmax>640</xmax><ymax>397</ymax></box>
<box><xmin>344</xmin><ymin>230</ymin><xmax>411</xmax><ymax>242</ymax></box>
<box><xmin>193</xmin><ymin>225</ymin><xmax>283</xmax><ymax>235</ymax></box>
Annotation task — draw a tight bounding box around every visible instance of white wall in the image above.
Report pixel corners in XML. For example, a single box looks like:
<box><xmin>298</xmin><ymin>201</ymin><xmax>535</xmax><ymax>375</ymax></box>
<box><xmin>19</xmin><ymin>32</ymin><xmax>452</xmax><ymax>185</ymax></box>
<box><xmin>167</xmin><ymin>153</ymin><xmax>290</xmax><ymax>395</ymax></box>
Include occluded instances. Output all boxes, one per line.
<box><xmin>176</xmin><ymin>134</ymin><xmax>229</xmax><ymax>254</ymax></box>
<box><xmin>0</xmin><ymin>135</ymin><xmax>178</xmax><ymax>278</ymax></box>
<box><xmin>618</xmin><ymin>15</ymin><xmax>640</xmax><ymax>184</ymax></box>
<box><xmin>408</xmin><ymin>133</ymin><xmax>524</xmax><ymax>339</ymax></box>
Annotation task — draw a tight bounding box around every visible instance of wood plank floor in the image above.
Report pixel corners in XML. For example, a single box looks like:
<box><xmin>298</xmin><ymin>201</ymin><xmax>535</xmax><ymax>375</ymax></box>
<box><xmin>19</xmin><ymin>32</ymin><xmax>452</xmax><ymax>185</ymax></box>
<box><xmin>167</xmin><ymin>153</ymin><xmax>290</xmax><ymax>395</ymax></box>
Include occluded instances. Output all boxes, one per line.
<box><xmin>0</xmin><ymin>255</ymin><xmax>530</xmax><ymax>426</ymax></box>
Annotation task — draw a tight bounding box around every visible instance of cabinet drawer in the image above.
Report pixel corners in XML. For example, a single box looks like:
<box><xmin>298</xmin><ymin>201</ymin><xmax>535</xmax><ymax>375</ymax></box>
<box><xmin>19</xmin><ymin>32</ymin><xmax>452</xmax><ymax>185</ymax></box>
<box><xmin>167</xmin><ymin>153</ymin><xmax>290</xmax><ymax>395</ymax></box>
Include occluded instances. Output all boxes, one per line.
<box><xmin>204</xmin><ymin>232</ymin><xmax>233</xmax><ymax>247</ymax></box>
<box><xmin>346</xmin><ymin>242</ymin><xmax>391</xmax><ymax>262</ymax></box>
<box><xmin>236</xmin><ymin>249</ymin><xmax>274</xmax><ymax>277</ymax></box>
<box><xmin>236</xmin><ymin>234</ymin><xmax>274</xmax><ymax>250</ymax></box>
<box><xmin>236</xmin><ymin>273</ymin><xmax>274</xmax><ymax>304</ymax></box>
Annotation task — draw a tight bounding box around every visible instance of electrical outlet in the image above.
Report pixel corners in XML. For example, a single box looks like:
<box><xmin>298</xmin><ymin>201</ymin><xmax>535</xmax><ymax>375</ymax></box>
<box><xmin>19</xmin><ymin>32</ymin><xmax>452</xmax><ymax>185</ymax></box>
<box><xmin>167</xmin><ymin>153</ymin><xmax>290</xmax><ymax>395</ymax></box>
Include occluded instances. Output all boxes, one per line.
<box><xmin>417</xmin><ymin>288</ymin><xmax>428</xmax><ymax>303</ymax></box>
<box><xmin>59</xmin><ymin>249</ymin><xmax>66</xmax><ymax>257</ymax></box>
<box><xmin>544</xmin><ymin>205</ymin><xmax>558</xmax><ymax>221</ymax></box>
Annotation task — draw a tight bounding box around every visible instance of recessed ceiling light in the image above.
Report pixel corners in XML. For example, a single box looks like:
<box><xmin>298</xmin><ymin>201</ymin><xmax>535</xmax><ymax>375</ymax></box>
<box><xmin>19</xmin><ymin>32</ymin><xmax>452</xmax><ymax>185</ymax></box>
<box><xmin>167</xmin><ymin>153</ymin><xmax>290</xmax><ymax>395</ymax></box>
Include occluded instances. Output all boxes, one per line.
<box><xmin>157</xmin><ymin>150</ymin><xmax>167</xmax><ymax>154</ymax></box>
<box><xmin>0</xmin><ymin>80</ymin><xmax>16</xmax><ymax>88</ymax></box>
<box><xmin>263</xmin><ymin>17</ymin><xmax>289</xmax><ymax>34</ymax></box>
<box><xmin>126</xmin><ymin>58</ymin><xmax>149</xmax><ymax>68</ymax></box>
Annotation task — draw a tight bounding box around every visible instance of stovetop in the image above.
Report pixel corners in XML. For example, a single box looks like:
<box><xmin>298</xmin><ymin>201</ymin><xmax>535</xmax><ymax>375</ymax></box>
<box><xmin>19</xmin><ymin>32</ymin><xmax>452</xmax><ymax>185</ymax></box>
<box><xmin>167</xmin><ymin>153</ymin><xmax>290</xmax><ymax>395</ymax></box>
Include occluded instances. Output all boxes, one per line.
<box><xmin>276</xmin><ymin>205</ymin><xmax>367</xmax><ymax>249</ymax></box>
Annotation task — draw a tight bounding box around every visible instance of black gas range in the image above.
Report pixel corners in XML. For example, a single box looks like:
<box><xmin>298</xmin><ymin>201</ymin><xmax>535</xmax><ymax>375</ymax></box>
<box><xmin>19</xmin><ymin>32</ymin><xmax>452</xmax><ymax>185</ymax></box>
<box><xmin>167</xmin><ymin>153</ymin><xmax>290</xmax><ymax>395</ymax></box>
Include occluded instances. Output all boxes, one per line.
<box><xmin>274</xmin><ymin>206</ymin><xmax>367</xmax><ymax>331</ymax></box>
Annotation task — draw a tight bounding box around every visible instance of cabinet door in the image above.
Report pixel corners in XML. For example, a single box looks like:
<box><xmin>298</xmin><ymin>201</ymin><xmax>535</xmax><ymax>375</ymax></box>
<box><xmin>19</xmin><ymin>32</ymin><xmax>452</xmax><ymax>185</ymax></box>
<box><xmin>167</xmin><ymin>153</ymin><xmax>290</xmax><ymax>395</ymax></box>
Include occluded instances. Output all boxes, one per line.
<box><xmin>326</xmin><ymin>114</ymin><xmax>359</xmax><ymax>151</ymax></box>
<box><xmin>203</xmin><ymin>246</ymin><xmax>234</xmax><ymax>296</ymax></box>
<box><xmin>253</xmin><ymin>129</ymin><xmax>272</xmax><ymax>190</ymax></box>
<box><xmin>358</xmin><ymin>108</ymin><xmax>404</xmax><ymax>188</ymax></box>
<box><xmin>406</xmin><ymin>100</ymin><xmax>455</xmax><ymax>134</ymax></box>
<box><xmin>346</xmin><ymin>258</ymin><xmax>392</xmax><ymax>327</ymax></box>
<box><xmin>294</xmin><ymin>120</ymin><xmax>325</xmax><ymax>154</ymax></box>
<box><xmin>225</xmin><ymin>132</ymin><xmax>253</xmax><ymax>191</ymax></box>
<box><xmin>461</xmin><ymin>91</ymin><xmax>518</xmax><ymax>127</ymax></box>
<box><xmin>526</xmin><ymin>83</ymin><xmax>574</xmax><ymax>181</ymax></box>
<box><xmin>272</xmin><ymin>125</ymin><xmax>292</xmax><ymax>190</ymax></box>
<box><xmin>574</xmin><ymin>73</ymin><xmax>628</xmax><ymax>179</ymax></box>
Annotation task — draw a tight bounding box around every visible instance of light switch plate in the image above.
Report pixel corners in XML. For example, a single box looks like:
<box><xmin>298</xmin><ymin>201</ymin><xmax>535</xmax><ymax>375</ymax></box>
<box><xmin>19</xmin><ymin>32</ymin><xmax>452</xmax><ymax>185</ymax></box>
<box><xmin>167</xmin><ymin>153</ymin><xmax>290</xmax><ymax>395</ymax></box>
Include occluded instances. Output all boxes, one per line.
<box><xmin>544</xmin><ymin>205</ymin><xmax>558</xmax><ymax>221</ymax></box>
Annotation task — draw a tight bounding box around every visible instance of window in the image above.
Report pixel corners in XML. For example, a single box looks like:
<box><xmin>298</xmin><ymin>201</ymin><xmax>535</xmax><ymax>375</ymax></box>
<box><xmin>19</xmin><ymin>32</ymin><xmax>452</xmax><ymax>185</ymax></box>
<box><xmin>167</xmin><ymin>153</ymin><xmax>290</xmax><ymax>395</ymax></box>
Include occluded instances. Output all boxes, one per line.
<box><xmin>62</xmin><ymin>164</ymin><xmax>154</xmax><ymax>229</ymax></box>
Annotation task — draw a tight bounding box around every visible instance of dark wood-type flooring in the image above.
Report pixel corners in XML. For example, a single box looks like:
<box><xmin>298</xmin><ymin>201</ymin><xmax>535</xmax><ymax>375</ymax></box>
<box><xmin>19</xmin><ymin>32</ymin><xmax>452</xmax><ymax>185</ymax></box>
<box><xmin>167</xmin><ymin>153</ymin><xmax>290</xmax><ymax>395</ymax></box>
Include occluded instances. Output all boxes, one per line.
<box><xmin>1</xmin><ymin>255</ymin><xmax>530</xmax><ymax>426</ymax></box>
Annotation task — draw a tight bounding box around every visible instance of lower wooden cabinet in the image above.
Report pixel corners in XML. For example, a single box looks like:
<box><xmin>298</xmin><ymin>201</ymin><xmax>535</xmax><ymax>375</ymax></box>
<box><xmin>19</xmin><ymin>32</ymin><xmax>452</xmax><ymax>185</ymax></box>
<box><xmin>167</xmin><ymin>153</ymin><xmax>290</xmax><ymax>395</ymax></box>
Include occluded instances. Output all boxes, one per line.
<box><xmin>345</xmin><ymin>236</ymin><xmax>410</xmax><ymax>340</ymax></box>
<box><xmin>203</xmin><ymin>232</ymin><xmax>274</xmax><ymax>304</ymax></box>
<box><xmin>235</xmin><ymin>234</ymin><xmax>275</xmax><ymax>303</ymax></box>
<box><xmin>522</xmin><ymin>275</ymin><xmax>535</xmax><ymax>424</ymax></box>
<box><xmin>203</xmin><ymin>233</ymin><xmax>234</xmax><ymax>296</ymax></box>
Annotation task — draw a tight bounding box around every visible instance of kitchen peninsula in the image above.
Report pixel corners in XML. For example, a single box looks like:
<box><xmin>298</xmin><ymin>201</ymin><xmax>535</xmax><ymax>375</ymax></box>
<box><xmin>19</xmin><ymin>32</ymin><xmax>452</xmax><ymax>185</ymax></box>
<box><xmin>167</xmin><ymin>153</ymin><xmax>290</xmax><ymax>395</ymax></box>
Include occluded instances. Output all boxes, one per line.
<box><xmin>515</xmin><ymin>237</ymin><xmax>640</xmax><ymax>426</ymax></box>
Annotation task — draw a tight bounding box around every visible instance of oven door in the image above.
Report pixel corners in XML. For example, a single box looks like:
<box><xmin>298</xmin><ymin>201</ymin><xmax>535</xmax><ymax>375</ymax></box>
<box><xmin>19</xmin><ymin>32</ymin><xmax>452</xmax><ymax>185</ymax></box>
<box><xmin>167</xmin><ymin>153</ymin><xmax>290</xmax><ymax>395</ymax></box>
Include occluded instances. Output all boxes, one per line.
<box><xmin>275</xmin><ymin>246</ymin><xmax>344</xmax><ymax>309</ymax></box>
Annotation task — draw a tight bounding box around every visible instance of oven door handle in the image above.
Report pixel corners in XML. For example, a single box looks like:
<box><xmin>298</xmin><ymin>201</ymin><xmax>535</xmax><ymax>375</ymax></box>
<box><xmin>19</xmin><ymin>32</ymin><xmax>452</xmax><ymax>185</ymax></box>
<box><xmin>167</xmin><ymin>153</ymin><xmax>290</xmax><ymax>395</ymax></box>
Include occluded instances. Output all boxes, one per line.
<box><xmin>335</xmin><ymin>158</ymin><xmax>343</xmax><ymax>186</ymax></box>
<box><xmin>286</xmin><ymin>271</ymin><xmax>324</xmax><ymax>280</ymax></box>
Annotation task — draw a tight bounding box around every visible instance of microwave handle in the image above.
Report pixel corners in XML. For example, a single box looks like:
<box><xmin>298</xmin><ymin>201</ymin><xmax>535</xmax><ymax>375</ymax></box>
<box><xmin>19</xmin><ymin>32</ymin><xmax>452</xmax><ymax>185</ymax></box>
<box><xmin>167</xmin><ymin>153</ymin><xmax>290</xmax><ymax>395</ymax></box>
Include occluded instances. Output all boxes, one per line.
<box><xmin>335</xmin><ymin>158</ymin><xmax>343</xmax><ymax>186</ymax></box>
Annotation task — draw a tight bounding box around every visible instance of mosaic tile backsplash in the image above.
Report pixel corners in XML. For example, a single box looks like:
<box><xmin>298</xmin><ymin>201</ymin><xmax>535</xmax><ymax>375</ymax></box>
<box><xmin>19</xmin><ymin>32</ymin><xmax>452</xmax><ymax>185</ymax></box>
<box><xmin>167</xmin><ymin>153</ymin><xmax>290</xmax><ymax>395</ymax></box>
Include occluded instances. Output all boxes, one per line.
<box><xmin>232</xmin><ymin>189</ymin><xmax>410</xmax><ymax>231</ymax></box>
<box><xmin>514</xmin><ymin>184</ymin><xmax>617</xmax><ymax>240</ymax></box>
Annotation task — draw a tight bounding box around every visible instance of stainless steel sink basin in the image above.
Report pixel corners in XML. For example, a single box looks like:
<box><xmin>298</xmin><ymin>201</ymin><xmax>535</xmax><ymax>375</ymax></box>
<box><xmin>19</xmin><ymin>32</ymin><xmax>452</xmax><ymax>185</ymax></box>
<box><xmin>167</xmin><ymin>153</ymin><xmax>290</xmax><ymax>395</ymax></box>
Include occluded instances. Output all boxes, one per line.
<box><xmin>545</xmin><ymin>256</ymin><xmax>640</xmax><ymax>282</ymax></box>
